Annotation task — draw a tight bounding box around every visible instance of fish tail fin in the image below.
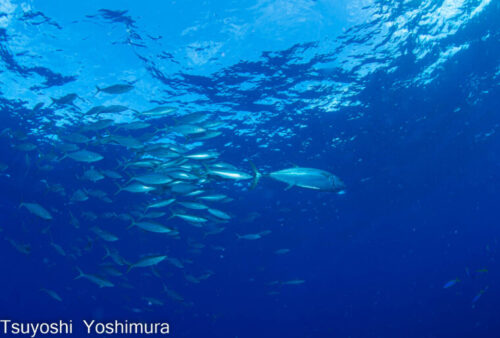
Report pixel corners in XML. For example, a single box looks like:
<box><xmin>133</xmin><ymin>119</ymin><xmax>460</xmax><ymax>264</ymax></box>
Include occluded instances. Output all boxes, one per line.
<box><xmin>126</xmin><ymin>220</ymin><xmax>136</xmax><ymax>229</ymax></box>
<box><xmin>95</xmin><ymin>86</ymin><xmax>101</xmax><ymax>96</ymax></box>
<box><xmin>236</xmin><ymin>234</ymin><xmax>242</xmax><ymax>239</ymax></box>
<box><xmin>74</xmin><ymin>267</ymin><xmax>85</xmax><ymax>280</ymax></box>
<box><xmin>201</xmin><ymin>163</ymin><xmax>210</xmax><ymax>176</ymax></box>
<box><xmin>126</xmin><ymin>264</ymin><xmax>133</xmax><ymax>273</ymax></box>
<box><xmin>115</xmin><ymin>156</ymin><xmax>127</xmax><ymax>170</ymax></box>
<box><xmin>167</xmin><ymin>208</ymin><xmax>177</xmax><ymax>221</ymax></box>
<box><xmin>56</xmin><ymin>154</ymin><xmax>68</xmax><ymax>162</ymax></box>
<box><xmin>250</xmin><ymin>162</ymin><xmax>261</xmax><ymax>189</ymax></box>
<box><xmin>113</xmin><ymin>182</ymin><xmax>122</xmax><ymax>196</ymax></box>
<box><xmin>102</xmin><ymin>246</ymin><xmax>110</xmax><ymax>260</ymax></box>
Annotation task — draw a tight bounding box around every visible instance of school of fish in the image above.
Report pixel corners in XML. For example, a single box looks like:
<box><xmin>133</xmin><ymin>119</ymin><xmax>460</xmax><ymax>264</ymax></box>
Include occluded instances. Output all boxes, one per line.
<box><xmin>1</xmin><ymin>83</ymin><xmax>345</xmax><ymax>307</ymax></box>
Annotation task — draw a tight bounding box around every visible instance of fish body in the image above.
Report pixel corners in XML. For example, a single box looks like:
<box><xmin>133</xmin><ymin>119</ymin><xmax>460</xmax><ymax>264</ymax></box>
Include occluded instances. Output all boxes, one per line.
<box><xmin>91</xmin><ymin>227</ymin><xmax>119</xmax><ymax>242</ymax></box>
<box><xmin>128</xmin><ymin>255</ymin><xmax>167</xmax><ymax>272</ymax></box>
<box><xmin>131</xmin><ymin>221</ymin><xmax>174</xmax><ymax>234</ymax></box>
<box><xmin>66</xmin><ymin>150</ymin><xmax>103</xmax><ymax>163</ymax></box>
<box><xmin>268</xmin><ymin>167</ymin><xmax>345</xmax><ymax>191</ymax></box>
<box><xmin>172</xmin><ymin>212</ymin><xmax>207</xmax><ymax>224</ymax></box>
<box><xmin>96</xmin><ymin>84</ymin><xmax>134</xmax><ymax>94</ymax></box>
<box><xmin>51</xmin><ymin>242</ymin><xmax>66</xmax><ymax>256</ymax></box>
<box><xmin>51</xmin><ymin>93</ymin><xmax>78</xmax><ymax>106</ymax></box>
<box><xmin>237</xmin><ymin>233</ymin><xmax>262</xmax><ymax>240</ymax></box>
<box><xmin>40</xmin><ymin>288</ymin><xmax>62</xmax><ymax>302</ymax></box>
<box><xmin>282</xmin><ymin>279</ymin><xmax>305</xmax><ymax>285</ymax></box>
<box><xmin>184</xmin><ymin>151</ymin><xmax>219</xmax><ymax>160</ymax></box>
<box><xmin>170</xmin><ymin>124</ymin><xmax>206</xmax><ymax>136</ymax></box>
<box><xmin>98</xmin><ymin>105</ymin><xmax>129</xmax><ymax>114</ymax></box>
<box><xmin>20</xmin><ymin>202</ymin><xmax>52</xmax><ymax>220</ymax></box>
<box><xmin>275</xmin><ymin>249</ymin><xmax>290</xmax><ymax>255</ymax></box>
<box><xmin>101</xmin><ymin>170</ymin><xmax>123</xmax><ymax>179</ymax></box>
<box><xmin>197</xmin><ymin>194</ymin><xmax>228</xmax><ymax>202</ymax></box>
<box><xmin>443</xmin><ymin>279</ymin><xmax>460</xmax><ymax>288</ymax></box>
<box><xmin>75</xmin><ymin>267</ymin><xmax>114</xmax><ymax>288</ymax></box>
<box><xmin>117</xmin><ymin>121</ymin><xmax>151</xmax><ymax>130</ymax></box>
<box><xmin>207</xmin><ymin>208</ymin><xmax>231</xmax><ymax>220</ymax></box>
<box><xmin>146</xmin><ymin>198</ymin><xmax>176</xmax><ymax>210</ymax></box>
<box><xmin>82</xmin><ymin>168</ymin><xmax>104</xmax><ymax>182</ymax></box>
<box><xmin>116</xmin><ymin>183</ymin><xmax>156</xmax><ymax>195</ymax></box>
<box><xmin>178</xmin><ymin>202</ymin><xmax>208</xmax><ymax>210</ymax></box>
<box><xmin>141</xmin><ymin>106</ymin><xmax>177</xmax><ymax>117</ymax></box>
<box><xmin>131</xmin><ymin>174</ymin><xmax>172</xmax><ymax>185</ymax></box>
<box><xmin>206</xmin><ymin>167</ymin><xmax>253</xmax><ymax>180</ymax></box>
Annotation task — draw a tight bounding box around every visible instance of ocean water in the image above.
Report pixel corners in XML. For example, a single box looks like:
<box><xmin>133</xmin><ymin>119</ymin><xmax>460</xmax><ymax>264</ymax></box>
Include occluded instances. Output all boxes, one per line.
<box><xmin>0</xmin><ymin>0</ymin><xmax>499</xmax><ymax>337</ymax></box>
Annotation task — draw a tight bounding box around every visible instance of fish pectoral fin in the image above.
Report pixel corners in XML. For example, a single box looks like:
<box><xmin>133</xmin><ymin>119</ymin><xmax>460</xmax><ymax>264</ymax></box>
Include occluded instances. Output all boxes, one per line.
<box><xmin>284</xmin><ymin>184</ymin><xmax>294</xmax><ymax>191</ymax></box>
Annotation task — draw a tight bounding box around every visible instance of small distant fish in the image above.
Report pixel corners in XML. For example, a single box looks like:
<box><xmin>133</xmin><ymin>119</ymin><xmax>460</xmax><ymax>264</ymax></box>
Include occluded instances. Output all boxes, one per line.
<box><xmin>204</xmin><ymin>166</ymin><xmax>253</xmax><ymax>181</ymax></box>
<box><xmin>91</xmin><ymin>226</ymin><xmax>119</xmax><ymax>242</ymax></box>
<box><xmin>256</xmin><ymin>166</ymin><xmax>345</xmax><ymax>192</ymax></box>
<box><xmin>141</xmin><ymin>106</ymin><xmax>177</xmax><ymax>117</ymax></box>
<box><xmin>63</xmin><ymin>150</ymin><xmax>103</xmax><ymax>163</ymax></box>
<box><xmin>70</xmin><ymin>189</ymin><xmax>88</xmax><ymax>203</ymax></box>
<box><xmin>50</xmin><ymin>93</ymin><xmax>78</xmax><ymax>106</ymax></box>
<box><xmin>178</xmin><ymin>202</ymin><xmax>208</xmax><ymax>210</ymax></box>
<box><xmin>75</xmin><ymin>267</ymin><xmax>114</xmax><ymax>288</ymax></box>
<box><xmin>141</xmin><ymin>211</ymin><xmax>167</xmax><ymax>219</ymax></box>
<box><xmin>100</xmin><ymin>265</ymin><xmax>124</xmax><ymax>277</ymax></box>
<box><xmin>40</xmin><ymin>288</ymin><xmax>62</xmax><ymax>302</ymax></box>
<box><xmin>129</xmin><ymin>221</ymin><xmax>174</xmax><ymax>234</ymax></box>
<box><xmin>97</xmin><ymin>105</ymin><xmax>129</xmax><ymax>114</ymax></box>
<box><xmin>50</xmin><ymin>242</ymin><xmax>66</xmax><ymax>256</ymax></box>
<box><xmin>282</xmin><ymin>279</ymin><xmax>305</xmax><ymax>285</ymax></box>
<box><xmin>169</xmin><ymin>124</ymin><xmax>206</xmax><ymax>136</ymax></box>
<box><xmin>237</xmin><ymin>231</ymin><xmax>271</xmax><ymax>240</ymax></box>
<box><xmin>236</xmin><ymin>233</ymin><xmax>262</xmax><ymax>240</ymax></box>
<box><xmin>197</xmin><ymin>194</ymin><xmax>227</xmax><ymax>202</ymax></box>
<box><xmin>115</xmin><ymin>183</ymin><xmax>156</xmax><ymax>195</ymax></box>
<box><xmin>275</xmin><ymin>249</ymin><xmax>290</xmax><ymax>255</ymax></box>
<box><xmin>207</xmin><ymin>208</ymin><xmax>231</xmax><ymax>220</ymax></box>
<box><xmin>472</xmin><ymin>287</ymin><xmax>488</xmax><ymax>305</ymax></box>
<box><xmin>6</xmin><ymin>238</ymin><xmax>31</xmax><ymax>255</ymax></box>
<box><xmin>183</xmin><ymin>151</ymin><xmax>220</xmax><ymax>160</ymax></box>
<box><xmin>96</xmin><ymin>83</ymin><xmax>134</xmax><ymax>95</ymax></box>
<box><xmin>166</xmin><ymin>257</ymin><xmax>184</xmax><ymax>269</ymax></box>
<box><xmin>443</xmin><ymin>279</ymin><xmax>460</xmax><ymax>289</ymax></box>
<box><xmin>81</xmin><ymin>168</ymin><xmax>104</xmax><ymax>182</ymax></box>
<box><xmin>185</xmin><ymin>274</ymin><xmax>200</xmax><ymax>284</ymax></box>
<box><xmin>101</xmin><ymin>170</ymin><xmax>123</xmax><ymax>179</ymax></box>
<box><xmin>130</xmin><ymin>173</ymin><xmax>172</xmax><ymax>186</ymax></box>
<box><xmin>146</xmin><ymin>198</ymin><xmax>176</xmax><ymax>211</ymax></box>
<box><xmin>102</xmin><ymin>246</ymin><xmax>128</xmax><ymax>266</ymax></box>
<box><xmin>19</xmin><ymin>202</ymin><xmax>53</xmax><ymax>220</ymax></box>
<box><xmin>127</xmin><ymin>255</ymin><xmax>167</xmax><ymax>272</ymax></box>
<box><xmin>170</xmin><ymin>212</ymin><xmax>207</xmax><ymax>225</ymax></box>
<box><xmin>142</xmin><ymin>297</ymin><xmax>164</xmax><ymax>307</ymax></box>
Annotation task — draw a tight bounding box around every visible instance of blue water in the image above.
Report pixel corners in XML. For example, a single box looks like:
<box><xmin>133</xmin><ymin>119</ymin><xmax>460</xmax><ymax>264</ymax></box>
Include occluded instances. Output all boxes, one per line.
<box><xmin>0</xmin><ymin>0</ymin><xmax>499</xmax><ymax>337</ymax></box>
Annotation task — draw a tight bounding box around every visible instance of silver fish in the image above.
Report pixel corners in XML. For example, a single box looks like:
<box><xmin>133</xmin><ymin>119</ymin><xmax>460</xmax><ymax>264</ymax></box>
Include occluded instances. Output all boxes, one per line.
<box><xmin>264</xmin><ymin>167</ymin><xmax>345</xmax><ymax>191</ymax></box>
<box><xmin>19</xmin><ymin>202</ymin><xmax>52</xmax><ymax>220</ymax></box>
<box><xmin>64</xmin><ymin>150</ymin><xmax>103</xmax><ymax>163</ymax></box>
